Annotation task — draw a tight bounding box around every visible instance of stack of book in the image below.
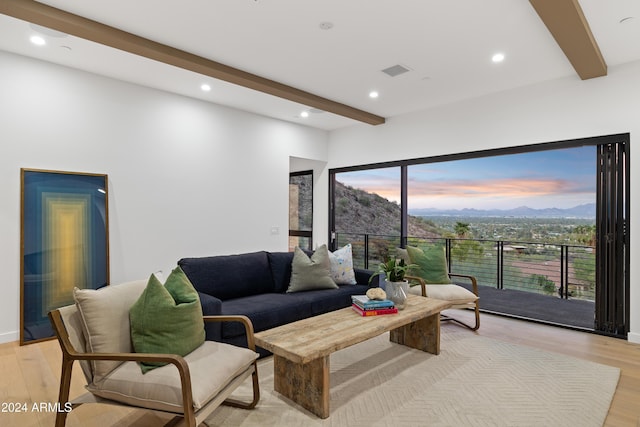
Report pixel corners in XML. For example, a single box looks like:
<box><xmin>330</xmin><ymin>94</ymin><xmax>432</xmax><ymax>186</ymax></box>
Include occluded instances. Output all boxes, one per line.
<box><xmin>351</xmin><ymin>295</ymin><xmax>398</xmax><ymax>316</ymax></box>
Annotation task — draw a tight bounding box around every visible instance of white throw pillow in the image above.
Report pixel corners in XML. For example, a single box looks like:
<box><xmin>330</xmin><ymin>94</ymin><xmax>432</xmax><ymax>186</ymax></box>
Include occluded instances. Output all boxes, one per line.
<box><xmin>328</xmin><ymin>243</ymin><xmax>357</xmax><ymax>285</ymax></box>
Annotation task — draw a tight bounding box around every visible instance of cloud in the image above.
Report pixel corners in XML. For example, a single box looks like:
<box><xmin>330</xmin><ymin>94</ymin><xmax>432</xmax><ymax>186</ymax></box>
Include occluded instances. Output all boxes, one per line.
<box><xmin>339</xmin><ymin>176</ymin><xmax>595</xmax><ymax>210</ymax></box>
<box><xmin>409</xmin><ymin>177</ymin><xmax>586</xmax><ymax>199</ymax></box>
<box><xmin>408</xmin><ymin>177</ymin><xmax>595</xmax><ymax>209</ymax></box>
<box><xmin>335</xmin><ymin>146</ymin><xmax>597</xmax><ymax>210</ymax></box>
<box><xmin>345</xmin><ymin>177</ymin><xmax>589</xmax><ymax>200</ymax></box>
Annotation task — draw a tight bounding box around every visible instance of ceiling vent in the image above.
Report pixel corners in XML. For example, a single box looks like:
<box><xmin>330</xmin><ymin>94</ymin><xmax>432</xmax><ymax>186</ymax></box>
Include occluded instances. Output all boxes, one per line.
<box><xmin>381</xmin><ymin>64</ymin><xmax>411</xmax><ymax>77</ymax></box>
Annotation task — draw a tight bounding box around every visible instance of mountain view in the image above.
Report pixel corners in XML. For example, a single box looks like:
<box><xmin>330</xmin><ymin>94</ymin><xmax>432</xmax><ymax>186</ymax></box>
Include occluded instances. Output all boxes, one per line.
<box><xmin>335</xmin><ymin>181</ymin><xmax>439</xmax><ymax>238</ymax></box>
<box><xmin>334</xmin><ymin>181</ymin><xmax>596</xmax><ymax>244</ymax></box>
<box><xmin>409</xmin><ymin>203</ymin><xmax>595</xmax><ymax>219</ymax></box>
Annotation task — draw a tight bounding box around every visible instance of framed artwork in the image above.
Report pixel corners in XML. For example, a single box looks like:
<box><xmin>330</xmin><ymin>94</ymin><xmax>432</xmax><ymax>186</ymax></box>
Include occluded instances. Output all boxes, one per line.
<box><xmin>20</xmin><ymin>169</ymin><xmax>109</xmax><ymax>344</ymax></box>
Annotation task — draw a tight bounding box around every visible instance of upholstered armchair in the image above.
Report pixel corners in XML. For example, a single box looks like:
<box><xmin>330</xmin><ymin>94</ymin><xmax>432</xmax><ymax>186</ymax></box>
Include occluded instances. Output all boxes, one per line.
<box><xmin>400</xmin><ymin>246</ymin><xmax>480</xmax><ymax>330</ymax></box>
<box><xmin>48</xmin><ymin>278</ymin><xmax>260</xmax><ymax>427</ymax></box>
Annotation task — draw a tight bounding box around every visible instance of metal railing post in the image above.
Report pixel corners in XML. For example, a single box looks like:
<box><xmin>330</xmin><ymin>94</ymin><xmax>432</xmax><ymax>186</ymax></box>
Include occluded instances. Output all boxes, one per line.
<box><xmin>364</xmin><ymin>234</ymin><xmax>369</xmax><ymax>270</ymax></box>
<box><xmin>497</xmin><ymin>240</ymin><xmax>504</xmax><ymax>290</ymax></box>
<box><xmin>559</xmin><ymin>245</ymin><xmax>565</xmax><ymax>299</ymax></box>
<box><xmin>565</xmin><ymin>245</ymin><xmax>570</xmax><ymax>299</ymax></box>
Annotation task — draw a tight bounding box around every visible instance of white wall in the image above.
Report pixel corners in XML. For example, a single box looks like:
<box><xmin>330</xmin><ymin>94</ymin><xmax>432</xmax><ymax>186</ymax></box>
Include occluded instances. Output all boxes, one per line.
<box><xmin>327</xmin><ymin>60</ymin><xmax>640</xmax><ymax>342</ymax></box>
<box><xmin>0</xmin><ymin>51</ymin><xmax>329</xmax><ymax>343</ymax></box>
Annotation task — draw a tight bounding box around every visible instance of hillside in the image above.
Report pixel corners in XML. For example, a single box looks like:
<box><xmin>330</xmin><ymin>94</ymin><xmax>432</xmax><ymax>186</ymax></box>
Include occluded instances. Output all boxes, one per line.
<box><xmin>334</xmin><ymin>181</ymin><xmax>441</xmax><ymax>238</ymax></box>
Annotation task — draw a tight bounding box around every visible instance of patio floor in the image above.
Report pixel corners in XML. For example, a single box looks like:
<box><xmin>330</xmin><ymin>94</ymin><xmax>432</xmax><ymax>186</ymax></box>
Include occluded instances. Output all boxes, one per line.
<box><xmin>456</xmin><ymin>283</ymin><xmax>595</xmax><ymax>330</ymax></box>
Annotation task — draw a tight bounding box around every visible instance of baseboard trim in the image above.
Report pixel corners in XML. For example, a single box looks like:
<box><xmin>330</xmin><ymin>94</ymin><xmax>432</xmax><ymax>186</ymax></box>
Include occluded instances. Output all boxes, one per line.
<box><xmin>0</xmin><ymin>330</ymin><xmax>19</xmax><ymax>344</ymax></box>
<box><xmin>628</xmin><ymin>331</ymin><xmax>640</xmax><ymax>344</ymax></box>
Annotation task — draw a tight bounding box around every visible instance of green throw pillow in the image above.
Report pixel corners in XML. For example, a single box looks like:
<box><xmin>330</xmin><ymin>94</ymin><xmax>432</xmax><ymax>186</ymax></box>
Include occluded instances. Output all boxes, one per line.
<box><xmin>406</xmin><ymin>245</ymin><xmax>452</xmax><ymax>284</ymax></box>
<box><xmin>130</xmin><ymin>266</ymin><xmax>205</xmax><ymax>373</ymax></box>
<box><xmin>396</xmin><ymin>247</ymin><xmax>410</xmax><ymax>264</ymax></box>
<box><xmin>287</xmin><ymin>245</ymin><xmax>338</xmax><ymax>293</ymax></box>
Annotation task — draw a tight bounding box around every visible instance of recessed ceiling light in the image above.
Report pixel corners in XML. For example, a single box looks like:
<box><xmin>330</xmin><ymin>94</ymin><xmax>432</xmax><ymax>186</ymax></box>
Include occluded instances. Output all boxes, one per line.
<box><xmin>300</xmin><ymin>111</ymin><xmax>309</xmax><ymax>118</ymax></box>
<box><xmin>200</xmin><ymin>84</ymin><xmax>211</xmax><ymax>92</ymax></box>
<box><xmin>30</xmin><ymin>35</ymin><xmax>46</xmax><ymax>46</ymax></box>
<box><xmin>369</xmin><ymin>91</ymin><xmax>379</xmax><ymax>99</ymax></box>
<box><xmin>492</xmin><ymin>53</ymin><xmax>505</xmax><ymax>63</ymax></box>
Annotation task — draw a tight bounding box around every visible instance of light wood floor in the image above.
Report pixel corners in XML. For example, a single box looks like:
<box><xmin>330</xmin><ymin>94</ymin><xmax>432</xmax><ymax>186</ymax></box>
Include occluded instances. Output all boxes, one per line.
<box><xmin>1</xmin><ymin>311</ymin><xmax>639</xmax><ymax>427</ymax></box>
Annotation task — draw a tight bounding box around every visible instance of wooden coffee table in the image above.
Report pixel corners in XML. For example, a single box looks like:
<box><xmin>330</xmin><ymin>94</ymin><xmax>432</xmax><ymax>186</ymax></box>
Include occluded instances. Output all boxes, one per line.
<box><xmin>254</xmin><ymin>295</ymin><xmax>451</xmax><ymax>418</ymax></box>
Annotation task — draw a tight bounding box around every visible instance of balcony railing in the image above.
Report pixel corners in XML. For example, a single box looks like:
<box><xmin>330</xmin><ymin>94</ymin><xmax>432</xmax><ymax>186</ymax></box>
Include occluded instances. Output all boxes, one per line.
<box><xmin>335</xmin><ymin>233</ymin><xmax>595</xmax><ymax>302</ymax></box>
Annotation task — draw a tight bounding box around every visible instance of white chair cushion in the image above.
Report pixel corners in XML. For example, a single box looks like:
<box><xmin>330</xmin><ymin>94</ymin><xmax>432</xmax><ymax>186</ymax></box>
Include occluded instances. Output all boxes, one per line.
<box><xmin>87</xmin><ymin>341</ymin><xmax>258</xmax><ymax>413</ymax></box>
<box><xmin>73</xmin><ymin>280</ymin><xmax>148</xmax><ymax>382</ymax></box>
<box><xmin>408</xmin><ymin>283</ymin><xmax>478</xmax><ymax>305</ymax></box>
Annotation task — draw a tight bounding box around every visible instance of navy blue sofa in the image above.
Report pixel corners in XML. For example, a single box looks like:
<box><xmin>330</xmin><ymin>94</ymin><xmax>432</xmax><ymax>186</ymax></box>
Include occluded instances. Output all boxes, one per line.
<box><xmin>178</xmin><ymin>250</ymin><xmax>377</xmax><ymax>356</ymax></box>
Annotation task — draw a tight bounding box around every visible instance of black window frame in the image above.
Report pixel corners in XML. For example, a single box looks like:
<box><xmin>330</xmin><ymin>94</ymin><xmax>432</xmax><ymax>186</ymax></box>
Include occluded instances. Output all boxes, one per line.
<box><xmin>289</xmin><ymin>170</ymin><xmax>313</xmax><ymax>251</ymax></box>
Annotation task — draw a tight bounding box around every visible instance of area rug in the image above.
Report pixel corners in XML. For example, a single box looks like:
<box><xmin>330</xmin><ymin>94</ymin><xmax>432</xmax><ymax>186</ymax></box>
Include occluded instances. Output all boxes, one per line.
<box><xmin>205</xmin><ymin>329</ymin><xmax>620</xmax><ymax>427</ymax></box>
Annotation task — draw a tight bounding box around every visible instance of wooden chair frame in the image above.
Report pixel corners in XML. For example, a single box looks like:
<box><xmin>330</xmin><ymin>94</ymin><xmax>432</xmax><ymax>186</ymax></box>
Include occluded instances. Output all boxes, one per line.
<box><xmin>406</xmin><ymin>273</ymin><xmax>480</xmax><ymax>331</ymax></box>
<box><xmin>48</xmin><ymin>311</ymin><xmax>260</xmax><ymax>427</ymax></box>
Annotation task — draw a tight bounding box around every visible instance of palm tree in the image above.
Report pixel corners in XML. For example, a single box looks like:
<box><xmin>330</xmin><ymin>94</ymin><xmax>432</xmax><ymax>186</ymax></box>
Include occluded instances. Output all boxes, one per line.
<box><xmin>454</xmin><ymin>221</ymin><xmax>470</xmax><ymax>237</ymax></box>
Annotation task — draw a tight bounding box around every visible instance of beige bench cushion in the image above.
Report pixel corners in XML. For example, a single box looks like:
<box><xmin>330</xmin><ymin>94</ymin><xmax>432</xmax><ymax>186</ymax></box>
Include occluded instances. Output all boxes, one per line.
<box><xmin>87</xmin><ymin>341</ymin><xmax>258</xmax><ymax>413</ymax></box>
<box><xmin>74</xmin><ymin>280</ymin><xmax>148</xmax><ymax>382</ymax></box>
<box><xmin>408</xmin><ymin>283</ymin><xmax>478</xmax><ymax>305</ymax></box>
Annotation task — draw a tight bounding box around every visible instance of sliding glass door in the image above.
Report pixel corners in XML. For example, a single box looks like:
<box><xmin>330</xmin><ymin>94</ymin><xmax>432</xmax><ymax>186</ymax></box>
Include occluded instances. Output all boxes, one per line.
<box><xmin>329</xmin><ymin>134</ymin><xmax>629</xmax><ymax>337</ymax></box>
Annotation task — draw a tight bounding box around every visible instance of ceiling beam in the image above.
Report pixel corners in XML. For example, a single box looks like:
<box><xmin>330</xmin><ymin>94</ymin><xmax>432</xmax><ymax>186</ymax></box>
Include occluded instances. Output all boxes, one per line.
<box><xmin>529</xmin><ymin>0</ymin><xmax>607</xmax><ymax>80</ymax></box>
<box><xmin>0</xmin><ymin>0</ymin><xmax>386</xmax><ymax>126</ymax></box>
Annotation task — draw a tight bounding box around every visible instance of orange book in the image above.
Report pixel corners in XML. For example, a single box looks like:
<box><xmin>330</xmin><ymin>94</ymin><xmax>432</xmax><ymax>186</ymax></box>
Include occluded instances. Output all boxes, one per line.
<box><xmin>351</xmin><ymin>304</ymin><xmax>398</xmax><ymax>316</ymax></box>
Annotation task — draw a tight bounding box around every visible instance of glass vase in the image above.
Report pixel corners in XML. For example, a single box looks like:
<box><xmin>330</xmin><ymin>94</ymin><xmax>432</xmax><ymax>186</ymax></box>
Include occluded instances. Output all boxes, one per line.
<box><xmin>385</xmin><ymin>280</ymin><xmax>408</xmax><ymax>310</ymax></box>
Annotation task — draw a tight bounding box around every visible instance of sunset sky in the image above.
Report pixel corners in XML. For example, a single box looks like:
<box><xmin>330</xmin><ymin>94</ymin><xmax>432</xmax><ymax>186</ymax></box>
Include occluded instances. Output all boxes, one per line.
<box><xmin>336</xmin><ymin>146</ymin><xmax>596</xmax><ymax>210</ymax></box>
